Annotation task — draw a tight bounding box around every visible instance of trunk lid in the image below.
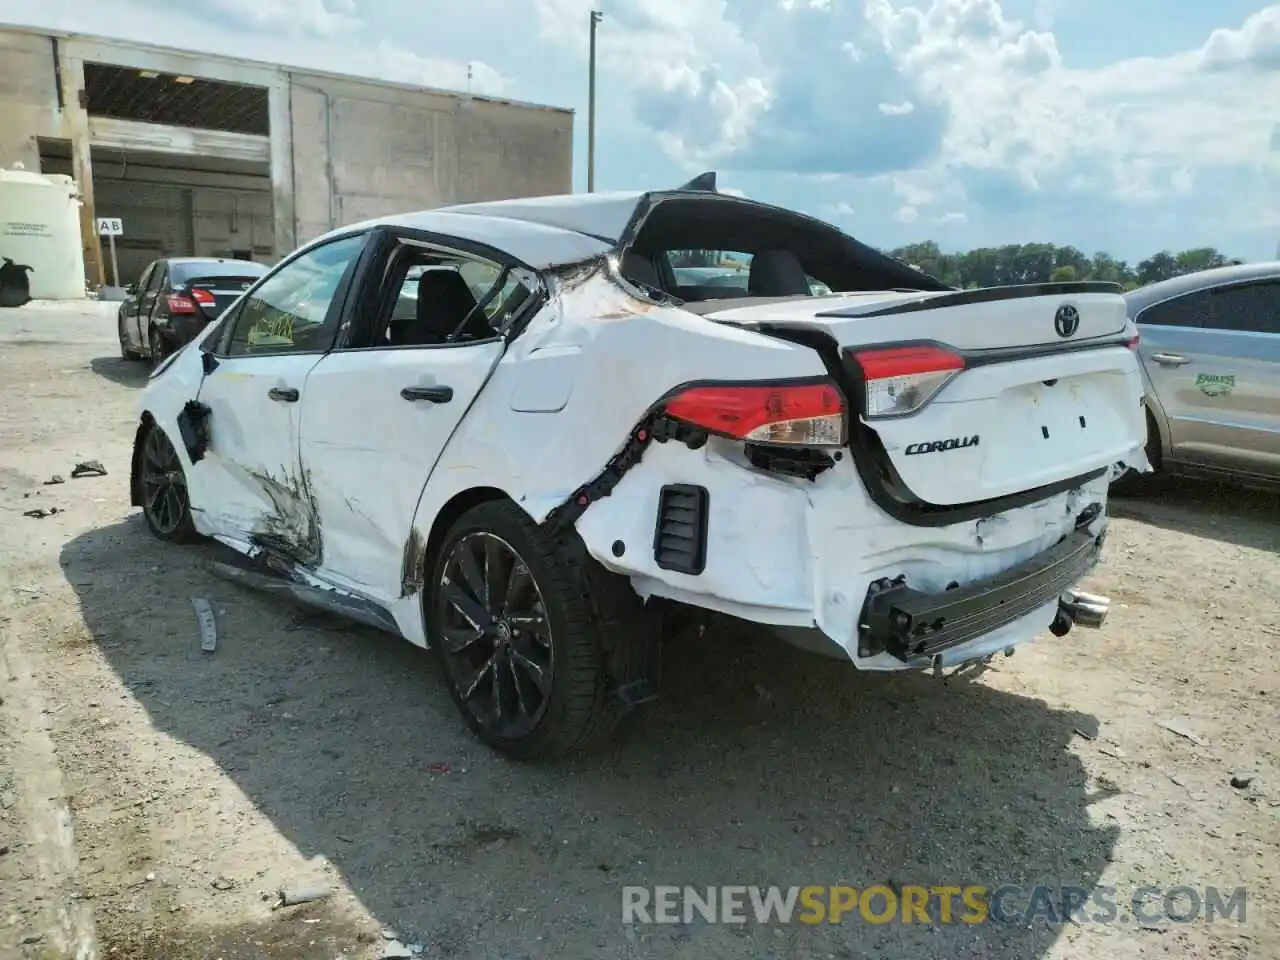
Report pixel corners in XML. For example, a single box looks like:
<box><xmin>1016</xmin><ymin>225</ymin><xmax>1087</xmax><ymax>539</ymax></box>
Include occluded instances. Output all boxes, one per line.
<box><xmin>184</xmin><ymin>275</ymin><xmax>258</xmax><ymax>321</ymax></box>
<box><xmin>702</xmin><ymin>283</ymin><xmax>1147</xmax><ymax>505</ymax></box>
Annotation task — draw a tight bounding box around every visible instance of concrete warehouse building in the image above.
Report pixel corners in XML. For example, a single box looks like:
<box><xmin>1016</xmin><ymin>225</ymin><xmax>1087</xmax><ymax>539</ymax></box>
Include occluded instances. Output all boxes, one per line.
<box><xmin>0</xmin><ymin>24</ymin><xmax>574</xmax><ymax>289</ymax></box>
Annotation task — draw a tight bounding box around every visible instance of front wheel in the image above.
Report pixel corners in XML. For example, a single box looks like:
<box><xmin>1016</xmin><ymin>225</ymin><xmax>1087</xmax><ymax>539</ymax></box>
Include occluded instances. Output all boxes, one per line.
<box><xmin>136</xmin><ymin>422</ymin><xmax>198</xmax><ymax>542</ymax></box>
<box><xmin>427</xmin><ymin>500</ymin><xmax>625</xmax><ymax>760</ymax></box>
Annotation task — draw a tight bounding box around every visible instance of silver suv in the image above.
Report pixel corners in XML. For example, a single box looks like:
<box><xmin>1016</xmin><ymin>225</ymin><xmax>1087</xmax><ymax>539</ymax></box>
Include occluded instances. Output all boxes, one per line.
<box><xmin>1121</xmin><ymin>261</ymin><xmax>1280</xmax><ymax>491</ymax></box>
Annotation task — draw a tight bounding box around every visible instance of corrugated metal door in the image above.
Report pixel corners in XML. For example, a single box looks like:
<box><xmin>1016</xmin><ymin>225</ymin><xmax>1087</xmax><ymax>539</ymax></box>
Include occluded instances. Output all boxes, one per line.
<box><xmin>93</xmin><ymin>179</ymin><xmax>194</xmax><ymax>284</ymax></box>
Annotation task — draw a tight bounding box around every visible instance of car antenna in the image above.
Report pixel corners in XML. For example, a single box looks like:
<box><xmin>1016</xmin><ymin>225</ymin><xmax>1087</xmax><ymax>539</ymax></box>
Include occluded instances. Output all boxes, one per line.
<box><xmin>678</xmin><ymin>171</ymin><xmax>717</xmax><ymax>192</ymax></box>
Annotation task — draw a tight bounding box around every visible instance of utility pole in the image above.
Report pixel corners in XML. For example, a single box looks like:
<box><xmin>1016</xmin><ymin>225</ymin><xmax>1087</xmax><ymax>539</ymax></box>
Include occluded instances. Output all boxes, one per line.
<box><xmin>587</xmin><ymin>10</ymin><xmax>602</xmax><ymax>192</ymax></box>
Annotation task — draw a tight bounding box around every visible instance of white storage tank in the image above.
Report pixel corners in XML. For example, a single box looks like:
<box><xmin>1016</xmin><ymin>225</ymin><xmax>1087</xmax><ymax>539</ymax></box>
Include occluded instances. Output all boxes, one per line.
<box><xmin>0</xmin><ymin>163</ymin><xmax>86</xmax><ymax>301</ymax></box>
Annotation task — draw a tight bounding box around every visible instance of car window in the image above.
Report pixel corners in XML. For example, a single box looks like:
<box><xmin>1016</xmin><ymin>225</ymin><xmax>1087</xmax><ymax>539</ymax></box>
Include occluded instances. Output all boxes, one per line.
<box><xmin>664</xmin><ymin>250</ymin><xmax>831</xmax><ymax>296</ymax></box>
<box><xmin>1206</xmin><ymin>282</ymin><xmax>1280</xmax><ymax>334</ymax></box>
<box><xmin>375</xmin><ymin>249</ymin><xmax>535</xmax><ymax>348</ymax></box>
<box><xmin>171</xmin><ymin>260</ymin><xmax>267</xmax><ymax>285</ymax></box>
<box><xmin>143</xmin><ymin>263</ymin><xmax>166</xmax><ymax>297</ymax></box>
<box><xmin>223</xmin><ymin>234</ymin><xmax>365</xmax><ymax>357</ymax></box>
<box><xmin>1136</xmin><ymin>291</ymin><xmax>1211</xmax><ymax>328</ymax></box>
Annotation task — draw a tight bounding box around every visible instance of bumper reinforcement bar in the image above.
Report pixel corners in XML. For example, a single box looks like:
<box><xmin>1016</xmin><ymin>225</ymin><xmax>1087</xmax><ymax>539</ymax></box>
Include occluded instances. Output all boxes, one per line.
<box><xmin>859</xmin><ymin>528</ymin><xmax>1105</xmax><ymax>662</ymax></box>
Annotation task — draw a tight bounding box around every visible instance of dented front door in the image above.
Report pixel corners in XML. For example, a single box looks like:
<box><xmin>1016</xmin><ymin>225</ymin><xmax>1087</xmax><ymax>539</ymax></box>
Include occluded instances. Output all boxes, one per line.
<box><xmin>185</xmin><ymin>233</ymin><xmax>369</xmax><ymax>554</ymax></box>
<box><xmin>190</xmin><ymin>355</ymin><xmax>326</xmax><ymax>552</ymax></box>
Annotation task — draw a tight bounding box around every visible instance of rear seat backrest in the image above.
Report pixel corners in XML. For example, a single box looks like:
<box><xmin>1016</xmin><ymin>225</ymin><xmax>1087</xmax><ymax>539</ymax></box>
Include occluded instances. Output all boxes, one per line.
<box><xmin>748</xmin><ymin>250</ymin><xmax>812</xmax><ymax>297</ymax></box>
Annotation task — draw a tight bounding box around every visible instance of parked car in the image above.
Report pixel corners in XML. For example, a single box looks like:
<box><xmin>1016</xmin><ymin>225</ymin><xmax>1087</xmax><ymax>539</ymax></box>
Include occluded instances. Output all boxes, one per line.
<box><xmin>118</xmin><ymin>257</ymin><xmax>267</xmax><ymax>363</ymax></box>
<box><xmin>128</xmin><ymin>175</ymin><xmax>1147</xmax><ymax>758</ymax></box>
<box><xmin>1117</xmin><ymin>261</ymin><xmax>1280</xmax><ymax>492</ymax></box>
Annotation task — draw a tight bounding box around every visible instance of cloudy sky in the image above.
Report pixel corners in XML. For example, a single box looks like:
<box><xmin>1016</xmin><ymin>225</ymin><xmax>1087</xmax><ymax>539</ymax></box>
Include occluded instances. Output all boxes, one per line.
<box><xmin>5</xmin><ymin>0</ymin><xmax>1279</xmax><ymax>262</ymax></box>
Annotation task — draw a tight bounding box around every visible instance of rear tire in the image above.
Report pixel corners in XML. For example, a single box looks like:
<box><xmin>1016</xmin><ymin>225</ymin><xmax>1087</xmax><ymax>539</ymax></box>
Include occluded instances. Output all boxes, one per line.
<box><xmin>149</xmin><ymin>327</ymin><xmax>171</xmax><ymax>366</ymax></box>
<box><xmin>136</xmin><ymin>421</ymin><xmax>198</xmax><ymax>543</ymax></box>
<box><xmin>427</xmin><ymin>500</ymin><xmax>636</xmax><ymax>760</ymax></box>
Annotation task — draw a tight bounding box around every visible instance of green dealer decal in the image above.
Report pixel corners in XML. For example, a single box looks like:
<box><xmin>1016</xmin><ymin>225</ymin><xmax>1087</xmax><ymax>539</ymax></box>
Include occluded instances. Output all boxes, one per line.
<box><xmin>1196</xmin><ymin>374</ymin><xmax>1235</xmax><ymax>397</ymax></box>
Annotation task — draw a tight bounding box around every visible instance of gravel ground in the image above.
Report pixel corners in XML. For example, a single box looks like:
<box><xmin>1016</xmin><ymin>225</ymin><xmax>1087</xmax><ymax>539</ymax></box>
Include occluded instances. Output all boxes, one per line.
<box><xmin>0</xmin><ymin>301</ymin><xmax>1277</xmax><ymax>960</ymax></box>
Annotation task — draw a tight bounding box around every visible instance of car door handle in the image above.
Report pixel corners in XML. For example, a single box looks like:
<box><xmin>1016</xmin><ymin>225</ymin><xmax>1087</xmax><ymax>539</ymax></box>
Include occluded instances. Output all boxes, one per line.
<box><xmin>400</xmin><ymin>385</ymin><xmax>453</xmax><ymax>403</ymax></box>
<box><xmin>1151</xmin><ymin>353</ymin><xmax>1190</xmax><ymax>366</ymax></box>
<box><xmin>268</xmin><ymin>386</ymin><xmax>300</xmax><ymax>402</ymax></box>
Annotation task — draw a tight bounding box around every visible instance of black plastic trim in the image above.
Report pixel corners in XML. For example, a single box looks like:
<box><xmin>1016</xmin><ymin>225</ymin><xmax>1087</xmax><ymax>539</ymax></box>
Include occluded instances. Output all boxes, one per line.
<box><xmin>653</xmin><ymin>484</ymin><xmax>710</xmax><ymax>574</ymax></box>
<box><xmin>816</xmin><ymin>281</ymin><xmax>1122</xmax><ymax>319</ymax></box>
<box><xmin>861</xmin><ymin>524</ymin><xmax>1104</xmax><ymax>662</ymax></box>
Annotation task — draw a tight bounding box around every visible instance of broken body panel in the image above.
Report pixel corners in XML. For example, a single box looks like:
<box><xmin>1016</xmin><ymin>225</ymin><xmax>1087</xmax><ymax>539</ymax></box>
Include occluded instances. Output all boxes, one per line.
<box><xmin>134</xmin><ymin>184</ymin><xmax>1148</xmax><ymax>671</ymax></box>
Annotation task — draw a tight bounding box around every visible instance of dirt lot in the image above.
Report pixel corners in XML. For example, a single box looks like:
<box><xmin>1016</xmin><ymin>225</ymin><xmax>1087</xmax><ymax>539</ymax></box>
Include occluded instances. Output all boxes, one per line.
<box><xmin>0</xmin><ymin>301</ymin><xmax>1277</xmax><ymax>960</ymax></box>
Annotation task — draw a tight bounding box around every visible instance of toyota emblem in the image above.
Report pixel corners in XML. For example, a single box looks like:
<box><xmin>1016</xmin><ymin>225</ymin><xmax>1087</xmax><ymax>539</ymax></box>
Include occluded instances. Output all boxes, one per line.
<box><xmin>1054</xmin><ymin>304</ymin><xmax>1080</xmax><ymax>338</ymax></box>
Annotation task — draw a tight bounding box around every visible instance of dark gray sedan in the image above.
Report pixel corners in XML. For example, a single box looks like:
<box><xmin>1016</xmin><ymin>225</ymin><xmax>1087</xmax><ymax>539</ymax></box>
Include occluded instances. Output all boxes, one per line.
<box><xmin>118</xmin><ymin>257</ymin><xmax>267</xmax><ymax>364</ymax></box>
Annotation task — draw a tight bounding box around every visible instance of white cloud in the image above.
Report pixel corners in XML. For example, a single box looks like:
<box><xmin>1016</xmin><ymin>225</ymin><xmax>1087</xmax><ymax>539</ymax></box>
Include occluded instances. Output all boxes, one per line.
<box><xmin>207</xmin><ymin>0</ymin><xmax>358</xmax><ymax>37</ymax></box>
<box><xmin>878</xmin><ymin>100</ymin><xmax>916</xmax><ymax>116</ymax></box>
<box><xmin>897</xmin><ymin>205</ymin><xmax>919</xmax><ymax>224</ymax></box>
<box><xmin>937</xmin><ymin>211</ymin><xmax>967</xmax><ymax>224</ymax></box>
<box><xmin>1201</xmin><ymin>6</ymin><xmax>1280</xmax><ymax>68</ymax></box>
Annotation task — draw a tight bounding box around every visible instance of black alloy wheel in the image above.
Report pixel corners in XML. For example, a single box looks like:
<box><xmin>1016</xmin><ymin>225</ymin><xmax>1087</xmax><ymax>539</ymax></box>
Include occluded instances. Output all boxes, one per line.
<box><xmin>435</xmin><ymin>531</ymin><xmax>554</xmax><ymax>742</ymax></box>
<box><xmin>138</xmin><ymin>423</ymin><xmax>196</xmax><ymax>542</ymax></box>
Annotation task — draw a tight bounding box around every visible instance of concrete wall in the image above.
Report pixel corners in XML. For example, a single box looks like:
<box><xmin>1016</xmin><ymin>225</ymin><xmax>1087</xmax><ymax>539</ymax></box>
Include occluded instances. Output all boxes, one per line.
<box><xmin>0</xmin><ymin>32</ymin><xmax>59</xmax><ymax>171</ymax></box>
<box><xmin>287</xmin><ymin>71</ymin><xmax>573</xmax><ymax>246</ymax></box>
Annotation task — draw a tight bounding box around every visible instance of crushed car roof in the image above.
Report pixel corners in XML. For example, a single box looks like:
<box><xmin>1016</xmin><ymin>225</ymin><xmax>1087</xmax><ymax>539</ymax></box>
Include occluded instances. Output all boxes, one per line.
<box><xmin>437</xmin><ymin>190</ymin><xmax>648</xmax><ymax>244</ymax></box>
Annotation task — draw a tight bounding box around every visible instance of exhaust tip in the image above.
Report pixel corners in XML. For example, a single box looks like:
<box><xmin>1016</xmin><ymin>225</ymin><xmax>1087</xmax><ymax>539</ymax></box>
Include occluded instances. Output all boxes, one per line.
<box><xmin>1059</xmin><ymin>590</ymin><xmax>1110</xmax><ymax>629</ymax></box>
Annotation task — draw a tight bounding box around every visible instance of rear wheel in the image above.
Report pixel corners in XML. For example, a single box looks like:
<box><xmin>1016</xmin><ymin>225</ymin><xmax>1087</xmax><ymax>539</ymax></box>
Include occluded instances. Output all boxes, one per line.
<box><xmin>137</xmin><ymin>422</ymin><xmax>197</xmax><ymax>542</ymax></box>
<box><xmin>427</xmin><ymin>500</ymin><xmax>629</xmax><ymax>760</ymax></box>
<box><xmin>149</xmin><ymin>327</ymin><xmax>170</xmax><ymax>366</ymax></box>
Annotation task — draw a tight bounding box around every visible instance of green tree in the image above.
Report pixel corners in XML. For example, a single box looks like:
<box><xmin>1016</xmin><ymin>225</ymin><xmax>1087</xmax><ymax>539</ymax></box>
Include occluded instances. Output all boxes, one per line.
<box><xmin>885</xmin><ymin>241</ymin><xmax>1236</xmax><ymax>290</ymax></box>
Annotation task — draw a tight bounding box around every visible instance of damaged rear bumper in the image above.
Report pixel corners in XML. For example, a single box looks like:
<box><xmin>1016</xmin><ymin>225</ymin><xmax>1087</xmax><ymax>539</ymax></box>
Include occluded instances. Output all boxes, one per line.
<box><xmin>858</xmin><ymin>524</ymin><xmax>1106</xmax><ymax>663</ymax></box>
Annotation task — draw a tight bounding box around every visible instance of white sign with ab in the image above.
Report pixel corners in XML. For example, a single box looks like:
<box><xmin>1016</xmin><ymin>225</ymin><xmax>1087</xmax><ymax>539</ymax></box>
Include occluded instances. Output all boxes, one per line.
<box><xmin>95</xmin><ymin>217</ymin><xmax>123</xmax><ymax>289</ymax></box>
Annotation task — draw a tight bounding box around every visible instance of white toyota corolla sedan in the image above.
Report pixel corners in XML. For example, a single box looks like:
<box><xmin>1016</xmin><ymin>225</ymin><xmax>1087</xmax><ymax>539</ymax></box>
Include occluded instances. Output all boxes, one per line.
<box><xmin>130</xmin><ymin>175</ymin><xmax>1148</xmax><ymax>758</ymax></box>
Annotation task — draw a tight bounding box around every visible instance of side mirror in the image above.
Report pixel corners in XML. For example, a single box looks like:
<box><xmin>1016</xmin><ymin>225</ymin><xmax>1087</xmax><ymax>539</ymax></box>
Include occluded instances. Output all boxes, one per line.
<box><xmin>125</xmin><ymin>282</ymin><xmax>137</xmax><ymax>294</ymax></box>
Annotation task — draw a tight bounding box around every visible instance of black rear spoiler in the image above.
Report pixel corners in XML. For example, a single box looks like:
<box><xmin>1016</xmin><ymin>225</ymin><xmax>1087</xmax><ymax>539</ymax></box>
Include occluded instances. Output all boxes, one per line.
<box><xmin>816</xmin><ymin>281</ymin><xmax>1123</xmax><ymax>319</ymax></box>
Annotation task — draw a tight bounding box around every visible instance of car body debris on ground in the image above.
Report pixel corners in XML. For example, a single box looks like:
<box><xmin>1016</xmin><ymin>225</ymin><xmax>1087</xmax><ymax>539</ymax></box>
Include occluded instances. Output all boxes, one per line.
<box><xmin>0</xmin><ymin>301</ymin><xmax>1277</xmax><ymax>959</ymax></box>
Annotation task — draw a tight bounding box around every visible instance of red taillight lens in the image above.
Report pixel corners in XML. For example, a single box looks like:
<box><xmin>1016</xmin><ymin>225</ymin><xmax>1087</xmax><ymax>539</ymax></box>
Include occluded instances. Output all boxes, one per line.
<box><xmin>166</xmin><ymin>294</ymin><xmax>197</xmax><ymax>314</ymax></box>
<box><xmin>848</xmin><ymin>344</ymin><xmax>965</xmax><ymax>419</ymax></box>
<box><xmin>191</xmin><ymin>287</ymin><xmax>216</xmax><ymax>306</ymax></box>
<box><xmin>663</xmin><ymin>380</ymin><xmax>847</xmax><ymax>446</ymax></box>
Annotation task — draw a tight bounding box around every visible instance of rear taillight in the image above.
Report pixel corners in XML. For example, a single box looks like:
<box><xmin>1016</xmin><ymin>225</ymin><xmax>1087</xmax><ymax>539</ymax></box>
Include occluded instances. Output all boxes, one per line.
<box><xmin>662</xmin><ymin>380</ymin><xmax>847</xmax><ymax>446</ymax></box>
<box><xmin>848</xmin><ymin>344</ymin><xmax>964</xmax><ymax>419</ymax></box>
<box><xmin>191</xmin><ymin>288</ymin><xmax>216</xmax><ymax>306</ymax></box>
<box><xmin>166</xmin><ymin>294</ymin><xmax>197</xmax><ymax>314</ymax></box>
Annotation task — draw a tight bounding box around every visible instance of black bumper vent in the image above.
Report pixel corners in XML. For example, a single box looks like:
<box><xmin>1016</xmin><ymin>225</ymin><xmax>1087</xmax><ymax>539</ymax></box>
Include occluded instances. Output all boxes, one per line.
<box><xmin>653</xmin><ymin>484</ymin><xmax>709</xmax><ymax>575</ymax></box>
